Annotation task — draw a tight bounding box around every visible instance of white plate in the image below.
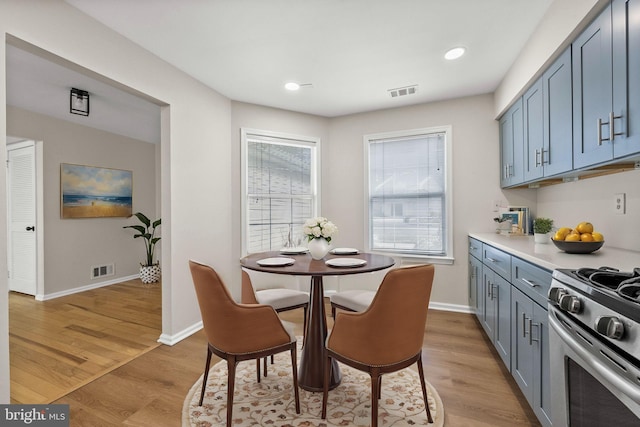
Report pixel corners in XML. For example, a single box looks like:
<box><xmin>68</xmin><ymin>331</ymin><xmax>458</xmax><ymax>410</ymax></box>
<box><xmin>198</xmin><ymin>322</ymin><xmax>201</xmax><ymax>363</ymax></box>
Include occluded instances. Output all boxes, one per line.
<box><xmin>325</xmin><ymin>258</ymin><xmax>367</xmax><ymax>268</ymax></box>
<box><xmin>331</xmin><ymin>247</ymin><xmax>359</xmax><ymax>255</ymax></box>
<box><xmin>257</xmin><ymin>257</ymin><xmax>296</xmax><ymax>267</ymax></box>
<box><xmin>279</xmin><ymin>247</ymin><xmax>309</xmax><ymax>254</ymax></box>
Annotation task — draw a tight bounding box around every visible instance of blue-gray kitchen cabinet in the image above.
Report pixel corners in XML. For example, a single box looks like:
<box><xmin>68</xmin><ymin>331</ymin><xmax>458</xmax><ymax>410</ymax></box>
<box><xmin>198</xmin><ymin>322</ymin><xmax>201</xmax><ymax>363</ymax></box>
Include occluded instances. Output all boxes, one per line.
<box><xmin>524</xmin><ymin>47</ymin><xmax>573</xmax><ymax>182</ymax></box>
<box><xmin>500</xmin><ymin>98</ymin><xmax>524</xmax><ymax>187</ymax></box>
<box><xmin>574</xmin><ymin>0</ymin><xmax>640</xmax><ymax>168</ymax></box>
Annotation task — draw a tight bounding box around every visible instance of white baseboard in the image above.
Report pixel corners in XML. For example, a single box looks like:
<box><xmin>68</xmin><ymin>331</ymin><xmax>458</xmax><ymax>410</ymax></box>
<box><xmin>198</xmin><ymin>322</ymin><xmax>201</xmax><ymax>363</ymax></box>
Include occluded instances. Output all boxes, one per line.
<box><xmin>158</xmin><ymin>321</ymin><xmax>203</xmax><ymax>346</ymax></box>
<box><xmin>428</xmin><ymin>301</ymin><xmax>474</xmax><ymax>314</ymax></box>
<box><xmin>36</xmin><ymin>274</ymin><xmax>141</xmax><ymax>301</ymax></box>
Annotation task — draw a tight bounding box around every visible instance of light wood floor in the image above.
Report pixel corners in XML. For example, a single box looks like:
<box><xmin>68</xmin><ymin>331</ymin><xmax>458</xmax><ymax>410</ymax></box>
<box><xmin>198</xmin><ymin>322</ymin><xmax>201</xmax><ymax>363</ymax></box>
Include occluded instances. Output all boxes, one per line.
<box><xmin>13</xmin><ymin>281</ymin><xmax>540</xmax><ymax>426</ymax></box>
<box><xmin>9</xmin><ymin>279</ymin><xmax>162</xmax><ymax>404</ymax></box>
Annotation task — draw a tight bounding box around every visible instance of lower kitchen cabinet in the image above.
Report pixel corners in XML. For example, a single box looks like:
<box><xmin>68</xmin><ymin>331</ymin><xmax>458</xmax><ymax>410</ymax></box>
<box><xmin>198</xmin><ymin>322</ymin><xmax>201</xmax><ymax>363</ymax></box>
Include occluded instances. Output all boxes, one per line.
<box><xmin>469</xmin><ymin>238</ymin><xmax>483</xmax><ymax>315</ymax></box>
<box><xmin>482</xmin><ymin>264</ymin><xmax>511</xmax><ymax>368</ymax></box>
<box><xmin>512</xmin><ymin>288</ymin><xmax>552</xmax><ymax>427</ymax></box>
<box><xmin>469</xmin><ymin>238</ymin><xmax>552</xmax><ymax>427</ymax></box>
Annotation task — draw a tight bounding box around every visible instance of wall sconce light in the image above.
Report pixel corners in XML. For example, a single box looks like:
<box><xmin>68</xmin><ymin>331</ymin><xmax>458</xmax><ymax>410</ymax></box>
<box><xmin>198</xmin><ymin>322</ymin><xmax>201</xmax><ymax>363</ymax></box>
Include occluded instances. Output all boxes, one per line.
<box><xmin>70</xmin><ymin>88</ymin><xmax>90</xmax><ymax>116</ymax></box>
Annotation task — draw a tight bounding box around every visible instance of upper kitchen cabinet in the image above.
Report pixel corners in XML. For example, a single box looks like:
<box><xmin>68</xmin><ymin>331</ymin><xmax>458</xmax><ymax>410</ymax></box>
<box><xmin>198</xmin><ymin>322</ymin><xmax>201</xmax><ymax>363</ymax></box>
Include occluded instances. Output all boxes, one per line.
<box><xmin>542</xmin><ymin>48</ymin><xmax>573</xmax><ymax>177</ymax></box>
<box><xmin>522</xmin><ymin>48</ymin><xmax>573</xmax><ymax>182</ymax></box>
<box><xmin>523</xmin><ymin>78</ymin><xmax>544</xmax><ymax>182</ymax></box>
<box><xmin>500</xmin><ymin>98</ymin><xmax>524</xmax><ymax>187</ymax></box>
<box><xmin>612</xmin><ymin>0</ymin><xmax>640</xmax><ymax>159</ymax></box>
<box><xmin>573</xmin><ymin>0</ymin><xmax>640</xmax><ymax>169</ymax></box>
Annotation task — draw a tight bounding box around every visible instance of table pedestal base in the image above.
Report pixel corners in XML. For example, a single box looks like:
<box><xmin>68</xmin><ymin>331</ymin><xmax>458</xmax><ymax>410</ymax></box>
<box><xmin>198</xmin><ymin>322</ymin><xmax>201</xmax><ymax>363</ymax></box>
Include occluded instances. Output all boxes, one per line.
<box><xmin>298</xmin><ymin>276</ymin><xmax>342</xmax><ymax>391</ymax></box>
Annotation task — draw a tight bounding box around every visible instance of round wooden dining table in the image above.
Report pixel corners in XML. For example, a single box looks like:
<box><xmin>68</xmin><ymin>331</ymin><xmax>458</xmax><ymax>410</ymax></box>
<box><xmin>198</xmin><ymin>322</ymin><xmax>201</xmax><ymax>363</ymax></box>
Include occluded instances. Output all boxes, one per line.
<box><xmin>240</xmin><ymin>251</ymin><xmax>395</xmax><ymax>392</ymax></box>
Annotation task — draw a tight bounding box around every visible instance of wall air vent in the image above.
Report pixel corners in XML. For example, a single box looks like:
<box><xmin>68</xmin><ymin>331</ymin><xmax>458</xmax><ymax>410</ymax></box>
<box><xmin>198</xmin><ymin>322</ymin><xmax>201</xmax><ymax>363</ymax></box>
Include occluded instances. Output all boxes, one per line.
<box><xmin>388</xmin><ymin>85</ymin><xmax>418</xmax><ymax>98</ymax></box>
<box><xmin>91</xmin><ymin>263</ymin><xmax>115</xmax><ymax>279</ymax></box>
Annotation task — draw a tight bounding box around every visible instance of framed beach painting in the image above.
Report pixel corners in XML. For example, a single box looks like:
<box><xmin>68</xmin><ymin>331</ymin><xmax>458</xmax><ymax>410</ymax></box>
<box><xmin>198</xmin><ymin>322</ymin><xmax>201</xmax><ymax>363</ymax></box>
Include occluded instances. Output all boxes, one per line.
<box><xmin>61</xmin><ymin>163</ymin><xmax>133</xmax><ymax>219</ymax></box>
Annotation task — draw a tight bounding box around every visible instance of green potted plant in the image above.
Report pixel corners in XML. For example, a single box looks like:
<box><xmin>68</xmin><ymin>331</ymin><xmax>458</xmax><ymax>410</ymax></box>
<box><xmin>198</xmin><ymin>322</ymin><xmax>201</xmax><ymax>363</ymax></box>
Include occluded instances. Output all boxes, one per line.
<box><xmin>533</xmin><ymin>217</ymin><xmax>553</xmax><ymax>244</ymax></box>
<box><xmin>123</xmin><ymin>212</ymin><xmax>162</xmax><ymax>283</ymax></box>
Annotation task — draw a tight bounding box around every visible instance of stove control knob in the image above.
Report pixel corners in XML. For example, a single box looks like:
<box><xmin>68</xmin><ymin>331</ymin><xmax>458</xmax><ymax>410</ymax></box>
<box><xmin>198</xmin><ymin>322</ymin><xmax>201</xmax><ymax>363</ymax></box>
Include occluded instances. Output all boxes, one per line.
<box><xmin>548</xmin><ymin>287</ymin><xmax>567</xmax><ymax>303</ymax></box>
<box><xmin>558</xmin><ymin>294</ymin><xmax>582</xmax><ymax>313</ymax></box>
<box><xmin>595</xmin><ymin>316</ymin><xmax>625</xmax><ymax>340</ymax></box>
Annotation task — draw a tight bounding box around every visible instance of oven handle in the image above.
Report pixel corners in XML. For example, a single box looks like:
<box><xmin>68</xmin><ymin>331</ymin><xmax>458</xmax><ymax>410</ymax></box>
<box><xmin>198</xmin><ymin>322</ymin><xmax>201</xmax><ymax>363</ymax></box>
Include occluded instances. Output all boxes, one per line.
<box><xmin>549</xmin><ymin>309</ymin><xmax>640</xmax><ymax>402</ymax></box>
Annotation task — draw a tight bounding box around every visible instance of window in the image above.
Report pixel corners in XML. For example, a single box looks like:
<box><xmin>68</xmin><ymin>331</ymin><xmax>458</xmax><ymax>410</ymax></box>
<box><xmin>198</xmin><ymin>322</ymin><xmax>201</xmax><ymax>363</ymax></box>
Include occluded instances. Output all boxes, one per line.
<box><xmin>365</xmin><ymin>126</ymin><xmax>453</xmax><ymax>261</ymax></box>
<box><xmin>241</xmin><ymin>129</ymin><xmax>319</xmax><ymax>254</ymax></box>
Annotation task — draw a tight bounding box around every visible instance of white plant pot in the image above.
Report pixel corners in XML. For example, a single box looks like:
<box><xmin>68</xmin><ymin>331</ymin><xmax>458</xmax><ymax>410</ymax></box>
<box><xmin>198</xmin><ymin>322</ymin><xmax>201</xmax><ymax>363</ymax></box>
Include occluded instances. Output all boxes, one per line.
<box><xmin>534</xmin><ymin>233</ymin><xmax>550</xmax><ymax>244</ymax></box>
<box><xmin>308</xmin><ymin>238</ymin><xmax>330</xmax><ymax>260</ymax></box>
<box><xmin>140</xmin><ymin>263</ymin><xmax>161</xmax><ymax>283</ymax></box>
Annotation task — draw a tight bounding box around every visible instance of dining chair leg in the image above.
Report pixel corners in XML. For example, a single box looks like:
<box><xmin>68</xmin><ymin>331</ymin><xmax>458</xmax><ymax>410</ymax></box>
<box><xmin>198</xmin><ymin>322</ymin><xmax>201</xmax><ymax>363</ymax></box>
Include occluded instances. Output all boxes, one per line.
<box><xmin>377</xmin><ymin>376</ymin><xmax>382</xmax><ymax>399</ymax></box>
<box><xmin>199</xmin><ymin>347</ymin><xmax>213</xmax><ymax>406</ymax></box>
<box><xmin>256</xmin><ymin>359</ymin><xmax>261</xmax><ymax>383</ymax></box>
<box><xmin>371</xmin><ymin>369</ymin><xmax>380</xmax><ymax>427</ymax></box>
<box><xmin>290</xmin><ymin>345</ymin><xmax>301</xmax><ymax>414</ymax></box>
<box><xmin>321</xmin><ymin>354</ymin><xmax>332</xmax><ymax>419</ymax></box>
<box><xmin>226</xmin><ymin>357</ymin><xmax>237</xmax><ymax>427</ymax></box>
<box><xmin>263</xmin><ymin>357</ymin><xmax>268</xmax><ymax>377</ymax></box>
<box><xmin>303</xmin><ymin>306</ymin><xmax>308</xmax><ymax>336</ymax></box>
<box><xmin>417</xmin><ymin>357</ymin><xmax>433</xmax><ymax>423</ymax></box>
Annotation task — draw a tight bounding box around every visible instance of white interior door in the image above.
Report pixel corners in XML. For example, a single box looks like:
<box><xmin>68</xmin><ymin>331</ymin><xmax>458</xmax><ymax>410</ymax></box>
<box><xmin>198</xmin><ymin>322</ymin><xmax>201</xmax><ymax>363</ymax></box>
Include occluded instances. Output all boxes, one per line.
<box><xmin>7</xmin><ymin>141</ymin><xmax>37</xmax><ymax>295</ymax></box>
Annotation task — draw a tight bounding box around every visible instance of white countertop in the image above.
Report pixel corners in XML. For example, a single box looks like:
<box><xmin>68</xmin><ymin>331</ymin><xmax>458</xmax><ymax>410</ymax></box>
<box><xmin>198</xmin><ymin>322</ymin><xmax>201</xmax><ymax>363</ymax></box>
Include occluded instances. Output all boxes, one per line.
<box><xmin>469</xmin><ymin>233</ymin><xmax>640</xmax><ymax>272</ymax></box>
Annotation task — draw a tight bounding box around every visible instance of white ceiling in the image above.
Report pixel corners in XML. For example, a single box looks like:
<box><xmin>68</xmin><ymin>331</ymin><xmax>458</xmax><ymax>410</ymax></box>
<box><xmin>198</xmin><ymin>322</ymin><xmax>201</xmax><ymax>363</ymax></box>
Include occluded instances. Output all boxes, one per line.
<box><xmin>6</xmin><ymin>0</ymin><xmax>555</xmax><ymax>143</ymax></box>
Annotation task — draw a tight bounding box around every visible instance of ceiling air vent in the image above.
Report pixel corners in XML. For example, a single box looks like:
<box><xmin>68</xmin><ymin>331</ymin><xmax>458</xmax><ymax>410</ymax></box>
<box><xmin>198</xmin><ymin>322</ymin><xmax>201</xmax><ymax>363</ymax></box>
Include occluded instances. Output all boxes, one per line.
<box><xmin>388</xmin><ymin>85</ymin><xmax>418</xmax><ymax>98</ymax></box>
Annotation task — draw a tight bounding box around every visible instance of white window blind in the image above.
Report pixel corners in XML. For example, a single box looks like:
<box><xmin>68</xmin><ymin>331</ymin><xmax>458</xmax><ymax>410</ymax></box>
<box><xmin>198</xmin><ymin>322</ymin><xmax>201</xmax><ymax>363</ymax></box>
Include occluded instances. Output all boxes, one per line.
<box><xmin>242</xmin><ymin>129</ymin><xmax>318</xmax><ymax>254</ymax></box>
<box><xmin>366</xmin><ymin>128</ymin><xmax>451</xmax><ymax>258</ymax></box>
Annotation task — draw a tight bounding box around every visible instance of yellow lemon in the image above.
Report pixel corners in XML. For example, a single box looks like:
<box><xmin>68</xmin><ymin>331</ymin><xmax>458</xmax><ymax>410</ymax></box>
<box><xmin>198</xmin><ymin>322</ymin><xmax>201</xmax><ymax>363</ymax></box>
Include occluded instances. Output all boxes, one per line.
<box><xmin>592</xmin><ymin>232</ymin><xmax>604</xmax><ymax>242</ymax></box>
<box><xmin>576</xmin><ymin>222</ymin><xmax>594</xmax><ymax>234</ymax></box>
<box><xmin>565</xmin><ymin>233</ymin><xmax>580</xmax><ymax>242</ymax></box>
<box><xmin>555</xmin><ymin>227</ymin><xmax>572</xmax><ymax>240</ymax></box>
<box><xmin>580</xmin><ymin>233</ymin><xmax>594</xmax><ymax>242</ymax></box>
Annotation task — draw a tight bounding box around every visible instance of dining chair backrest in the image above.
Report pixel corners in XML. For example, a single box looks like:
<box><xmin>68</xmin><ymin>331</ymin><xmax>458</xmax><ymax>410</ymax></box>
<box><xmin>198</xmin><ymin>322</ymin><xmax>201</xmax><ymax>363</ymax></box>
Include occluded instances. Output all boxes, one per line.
<box><xmin>189</xmin><ymin>260</ymin><xmax>290</xmax><ymax>354</ymax></box>
<box><xmin>241</xmin><ymin>269</ymin><xmax>260</xmax><ymax>304</ymax></box>
<box><xmin>328</xmin><ymin>264</ymin><xmax>435</xmax><ymax>366</ymax></box>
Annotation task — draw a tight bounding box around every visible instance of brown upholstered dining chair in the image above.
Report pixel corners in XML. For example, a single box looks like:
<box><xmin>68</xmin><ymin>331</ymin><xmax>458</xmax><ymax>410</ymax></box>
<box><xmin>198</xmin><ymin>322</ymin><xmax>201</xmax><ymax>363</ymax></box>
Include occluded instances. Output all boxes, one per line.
<box><xmin>321</xmin><ymin>264</ymin><xmax>435</xmax><ymax>427</ymax></box>
<box><xmin>241</xmin><ymin>268</ymin><xmax>308</xmax><ymax>335</ymax></box>
<box><xmin>189</xmin><ymin>260</ymin><xmax>300</xmax><ymax>427</ymax></box>
<box><xmin>242</xmin><ymin>268</ymin><xmax>308</xmax><ymax>377</ymax></box>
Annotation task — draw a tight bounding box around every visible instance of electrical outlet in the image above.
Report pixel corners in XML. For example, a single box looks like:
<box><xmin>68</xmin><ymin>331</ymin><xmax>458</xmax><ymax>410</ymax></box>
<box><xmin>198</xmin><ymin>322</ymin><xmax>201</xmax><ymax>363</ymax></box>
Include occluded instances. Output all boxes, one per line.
<box><xmin>614</xmin><ymin>193</ymin><xmax>626</xmax><ymax>214</ymax></box>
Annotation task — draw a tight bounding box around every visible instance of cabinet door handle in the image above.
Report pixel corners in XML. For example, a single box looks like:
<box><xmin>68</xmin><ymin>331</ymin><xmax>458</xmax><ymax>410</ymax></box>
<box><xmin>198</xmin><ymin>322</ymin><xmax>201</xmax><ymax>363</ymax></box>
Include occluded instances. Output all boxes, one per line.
<box><xmin>523</xmin><ymin>312</ymin><xmax>529</xmax><ymax>338</ymax></box>
<box><xmin>541</xmin><ymin>148</ymin><xmax>548</xmax><ymax>165</ymax></box>
<box><xmin>522</xmin><ymin>278</ymin><xmax>538</xmax><ymax>288</ymax></box>
<box><xmin>535</xmin><ymin>149</ymin><xmax>541</xmax><ymax>167</ymax></box>
<box><xmin>486</xmin><ymin>257</ymin><xmax>497</xmax><ymax>263</ymax></box>
<box><xmin>598</xmin><ymin>117</ymin><xmax>610</xmax><ymax>145</ymax></box>
<box><xmin>530</xmin><ymin>319</ymin><xmax>540</xmax><ymax>345</ymax></box>
<box><xmin>610</xmin><ymin>111</ymin><xmax>624</xmax><ymax>139</ymax></box>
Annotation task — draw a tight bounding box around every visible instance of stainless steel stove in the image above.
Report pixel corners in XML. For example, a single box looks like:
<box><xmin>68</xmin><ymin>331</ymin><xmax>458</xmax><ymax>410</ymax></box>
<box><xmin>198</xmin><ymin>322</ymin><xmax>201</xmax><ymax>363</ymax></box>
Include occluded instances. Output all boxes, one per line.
<box><xmin>549</xmin><ymin>267</ymin><xmax>640</xmax><ymax>426</ymax></box>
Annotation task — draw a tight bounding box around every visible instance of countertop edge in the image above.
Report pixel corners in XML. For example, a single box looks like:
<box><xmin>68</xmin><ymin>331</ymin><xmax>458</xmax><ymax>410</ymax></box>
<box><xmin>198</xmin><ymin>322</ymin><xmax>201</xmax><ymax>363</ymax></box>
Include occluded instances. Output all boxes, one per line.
<box><xmin>469</xmin><ymin>232</ymin><xmax>640</xmax><ymax>272</ymax></box>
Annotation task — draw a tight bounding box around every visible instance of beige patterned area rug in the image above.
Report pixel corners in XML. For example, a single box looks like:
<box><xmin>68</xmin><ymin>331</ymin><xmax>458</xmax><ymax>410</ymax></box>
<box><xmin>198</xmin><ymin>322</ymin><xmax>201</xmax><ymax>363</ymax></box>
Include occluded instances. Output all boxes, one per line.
<box><xmin>182</xmin><ymin>341</ymin><xmax>444</xmax><ymax>427</ymax></box>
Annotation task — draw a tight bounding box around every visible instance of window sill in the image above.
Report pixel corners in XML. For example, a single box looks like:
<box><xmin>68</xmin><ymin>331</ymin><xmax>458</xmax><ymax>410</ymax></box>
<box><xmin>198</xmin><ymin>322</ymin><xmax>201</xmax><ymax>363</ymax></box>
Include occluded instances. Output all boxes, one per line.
<box><xmin>370</xmin><ymin>251</ymin><xmax>454</xmax><ymax>266</ymax></box>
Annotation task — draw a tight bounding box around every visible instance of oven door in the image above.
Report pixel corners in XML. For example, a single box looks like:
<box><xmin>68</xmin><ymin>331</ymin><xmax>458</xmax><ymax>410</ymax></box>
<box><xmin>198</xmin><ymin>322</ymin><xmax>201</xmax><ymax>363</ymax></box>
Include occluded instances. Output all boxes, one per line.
<box><xmin>549</xmin><ymin>307</ymin><xmax>640</xmax><ymax>426</ymax></box>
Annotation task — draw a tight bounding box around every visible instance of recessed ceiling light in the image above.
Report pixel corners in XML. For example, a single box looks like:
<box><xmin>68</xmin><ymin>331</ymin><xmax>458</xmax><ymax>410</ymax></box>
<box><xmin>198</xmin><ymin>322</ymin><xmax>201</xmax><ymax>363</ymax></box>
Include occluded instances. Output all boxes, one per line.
<box><xmin>285</xmin><ymin>82</ymin><xmax>301</xmax><ymax>91</ymax></box>
<box><xmin>444</xmin><ymin>47</ymin><xmax>466</xmax><ymax>60</ymax></box>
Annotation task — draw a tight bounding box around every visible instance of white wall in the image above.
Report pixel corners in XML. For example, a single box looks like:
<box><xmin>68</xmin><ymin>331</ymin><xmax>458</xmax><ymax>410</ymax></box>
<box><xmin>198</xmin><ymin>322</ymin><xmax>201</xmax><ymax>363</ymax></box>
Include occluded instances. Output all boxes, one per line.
<box><xmin>325</xmin><ymin>94</ymin><xmax>536</xmax><ymax>308</ymax></box>
<box><xmin>494</xmin><ymin>0</ymin><xmax>606</xmax><ymax>117</ymax></box>
<box><xmin>537</xmin><ymin>170</ymin><xmax>640</xmax><ymax>251</ymax></box>
<box><xmin>7</xmin><ymin>106</ymin><xmax>156</xmax><ymax>296</ymax></box>
<box><xmin>1</xmin><ymin>0</ymin><xmax>234</xmax><ymax>402</ymax></box>
<box><xmin>0</xmin><ymin>36</ymin><xmax>10</xmax><ymax>404</ymax></box>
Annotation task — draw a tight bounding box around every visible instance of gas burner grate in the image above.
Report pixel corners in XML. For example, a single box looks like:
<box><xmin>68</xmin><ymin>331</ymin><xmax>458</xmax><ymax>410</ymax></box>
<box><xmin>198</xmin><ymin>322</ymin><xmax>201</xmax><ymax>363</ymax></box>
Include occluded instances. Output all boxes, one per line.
<box><xmin>575</xmin><ymin>267</ymin><xmax>640</xmax><ymax>301</ymax></box>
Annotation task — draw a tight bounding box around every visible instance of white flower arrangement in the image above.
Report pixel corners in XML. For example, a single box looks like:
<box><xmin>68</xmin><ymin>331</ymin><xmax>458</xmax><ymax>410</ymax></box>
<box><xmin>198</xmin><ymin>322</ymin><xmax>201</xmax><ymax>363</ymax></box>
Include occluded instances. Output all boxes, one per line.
<box><xmin>303</xmin><ymin>217</ymin><xmax>338</xmax><ymax>243</ymax></box>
